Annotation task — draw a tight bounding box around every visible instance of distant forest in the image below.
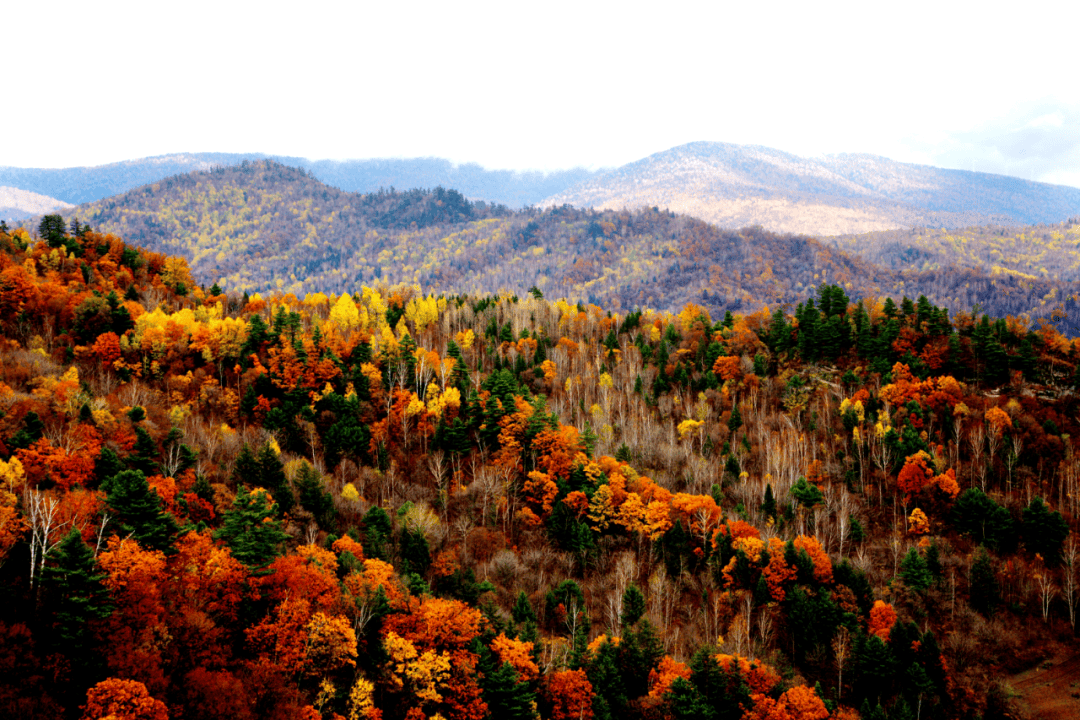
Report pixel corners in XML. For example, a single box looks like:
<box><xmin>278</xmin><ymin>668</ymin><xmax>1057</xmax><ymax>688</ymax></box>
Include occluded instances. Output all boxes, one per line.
<box><xmin>45</xmin><ymin>160</ymin><xmax>1080</xmax><ymax>336</ymax></box>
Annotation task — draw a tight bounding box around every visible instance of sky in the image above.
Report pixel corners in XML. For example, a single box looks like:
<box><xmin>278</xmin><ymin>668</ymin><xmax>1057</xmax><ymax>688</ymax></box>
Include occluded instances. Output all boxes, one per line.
<box><xmin>5</xmin><ymin>0</ymin><xmax>1080</xmax><ymax>188</ymax></box>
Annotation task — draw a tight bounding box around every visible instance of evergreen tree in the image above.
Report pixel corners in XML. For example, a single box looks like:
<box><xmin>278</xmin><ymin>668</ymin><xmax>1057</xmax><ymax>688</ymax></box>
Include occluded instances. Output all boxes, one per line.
<box><xmin>214</xmin><ymin>487</ymin><xmax>290</xmax><ymax>572</ymax></box>
<box><xmin>587</xmin><ymin>639</ymin><xmax>627</xmax><ymax>719</ymax></box>
<box><xmin>231</xmin><ymin>443</ymin><xmax>261</xmax><ymax>487</ymax></box>
<box><xmin>400</xmin><ymin>529</ymin><xmax>431</xmax><ymax>575</ymax></box>
<box><xmin>8</xmin><ymin>410</ymin><xmax>45</xmax><ymax>450</ymax></box>
<box><xmin>728</xmin><ymin>402</ymin><xmax>742</xmax><ymax>434</ymax></box>
<box><xmin>900</xmin><ymin>547</ymin><xmax>932</xmax><ymax>592</ymax></box>
<box><xmin>761</xmin><ymin>484</ymin><xmax>777</xmax><ymax>520</ymax></box>
<box><xmin>256</xmin><ymin>443</ymin><xmax>294</xmax><ymax>515</ymax></box>
<box><xmin>767</xmin><ymin>309</ymin><xmax>791</xmax><ymax>355</ymax></box>
<box><xmin>102</xmin><ymin>469</ymin><xmax>179</xmax><ymax>554</ymax></box>
<box><xmin>42</xmin><ymin>527</ymin><xmax>113</xmax><ymax>645</ymax></box>
<box><xmin>668</xmin><ymin>646</ymin><xmax>749</xmax><ymax>720</ymax></box>
<box><xmin>295</xmin><ymin>462</ymin><xmax>336</xmax><ymax>529</ymax></box>
<box><xmin>128</xmin><ymin>426</ymin><xmax>160</xmax><ymax>475</ymax></box>
<box><xmin>620</xmin><ymin>584</ymin><xmax>646</xmax><ymax>629</ymax></box>
<box><xmin>791</xmin><ymin>475</ymin><xmax>824</xmax><ymax>509</ymax></box>
<box><xmin>94</xmin><ymin>446</ymin><xmax>125</xmax><ymax>486</ymax></box>
<box><xmin>952</xmin><ymin>488</ymin><xmax>1014</xmax><ymax>550</ymax></box>
<box><xmin>1020</xmin><ymin>496</ymin><xmax>1069</xmax><ymax>565</ymax></box>
<box><xmin>362</xmin><ymin>506</ymin><xmax>392</xmax><ymax>560</ymax></box>
<box><xmin>192</xmin><ymin>472</ymin><xmax>214</xmax><ymax>503</ymax></box>
<box><xmin>480</xmin><ymin>659</ymin><xmax>536</xmax><ymax>720</ymax></box>
<box><xmin>618</xmin><ymin>618</ymin><xmax>664</xmax><ymax>699</ymax></box>
<box><xmin>856</xmin><ymin>632</ymin><xmax>896</xmax><ymax>701</ymax></box>
<box><xmin>512</xmin><ymin>591</ymin><xmax>537</xmax><ymax>626</ymax></box>
<box><xmin>969</xmin><ymin>547</ymin><xmax>1000</xmax><ymax>614</ymax></box>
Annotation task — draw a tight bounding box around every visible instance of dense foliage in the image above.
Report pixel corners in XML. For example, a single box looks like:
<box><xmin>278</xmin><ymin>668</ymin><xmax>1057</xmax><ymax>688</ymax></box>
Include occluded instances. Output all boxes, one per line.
<box><xmin>2</xmin><ymin>222</ymin><xmax>1080</xmax><ymax>719</ymax></box>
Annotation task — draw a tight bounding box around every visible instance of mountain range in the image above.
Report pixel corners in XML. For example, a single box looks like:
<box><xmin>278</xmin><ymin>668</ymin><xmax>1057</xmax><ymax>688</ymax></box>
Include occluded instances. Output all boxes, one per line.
<box><xmin>0</xmin><ymin>153</ymin><xmax>595</xmax><ymax>219</ymax></box>
<box><xmin>20</xmin><ymin>159</ymin><xmax>1080</xmax><ymax>333</ymax></box>
<box><xmin>540</xmin><ymin>142</ymin><xmax>1080</xmax><ymax>236</ymax></box>
<box><xmin>4</xmin><ymin>142</ymin><xmax>1080</xmax><ymax>237</ymax></box>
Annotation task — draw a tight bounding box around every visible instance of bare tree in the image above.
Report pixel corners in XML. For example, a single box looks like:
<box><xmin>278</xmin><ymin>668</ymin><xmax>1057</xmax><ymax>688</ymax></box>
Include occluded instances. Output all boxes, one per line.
<box><xmin>832</xmin><ymin>626</ymin><xmax>851</xmax><ymax>702</ymax></box>
<box><xmin>1038</xmin><ymin>568</ymin><xmax>1057</xmax><ymax>623</ymax></box>
<box><xmin>968</xmin><ymin>424</ymin><xmax>987</xmax><ymax>491</ymax></box>
<box><xmin>25</xmin><ymin>490</ymin><xmax>64</xmax><ymax>589</ymax></box>
<box><xmin>1064</xmin><ymin>536</ymin><xmax>1079</xmax><ymax>630</ymax></box>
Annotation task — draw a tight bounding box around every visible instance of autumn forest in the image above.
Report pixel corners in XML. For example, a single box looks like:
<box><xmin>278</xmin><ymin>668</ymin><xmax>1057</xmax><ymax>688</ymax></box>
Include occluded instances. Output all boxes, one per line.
<box><xmin>3</xmin><ymin>205</ymin><xmax>1080</xmax><ymax>720</ymax></box>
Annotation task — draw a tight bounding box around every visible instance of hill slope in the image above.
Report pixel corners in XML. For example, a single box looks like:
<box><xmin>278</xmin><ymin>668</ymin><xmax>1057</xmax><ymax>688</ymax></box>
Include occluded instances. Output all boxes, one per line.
<box><xmin>48</xmin><ymin>160</ymin><xmax>1080</xmax><ymax>329</ymax></box>
<box><xmin>828</xmin><ymin>221</ymin><xmax>1080</xmax><ymax>281</ymax></box>
<box><xmin>4</xmin><ymin>220</ymin><xmax>1079</xmax><ymax>719</ymax></box>
<box><xmin>542</xmin><ymin>141</ymin><xmax>1080</xmax><ymax>236</ymax></box>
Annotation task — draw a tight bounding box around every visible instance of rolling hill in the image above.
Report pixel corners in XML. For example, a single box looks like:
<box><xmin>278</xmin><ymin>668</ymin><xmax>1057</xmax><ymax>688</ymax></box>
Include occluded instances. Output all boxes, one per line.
<box><xmin>0</xmin><ymin>153</ymin><xmax>596</xmax><ymax>211</ymax></box>
<box><xmin>541</xmin><ymin>142</ymin><xmax>1080</xmax><ymax>236</ymax></box>
<box><xmin>828</xmin><ymin>221</ymin><xmax>1080</xmax><ymax>281</ymax></box>
<box><xmin>32</xmin><ymin>159</ymin><xmax>1080</xmax><ymax>330</ymax></box>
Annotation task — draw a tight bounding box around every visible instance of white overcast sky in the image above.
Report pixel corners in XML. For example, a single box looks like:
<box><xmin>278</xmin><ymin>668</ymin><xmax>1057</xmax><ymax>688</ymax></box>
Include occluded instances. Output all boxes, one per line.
<box><xmin>5</xmin><ymin>0</ymin><xmax>1080</xmax><ymax>187</ymax></box>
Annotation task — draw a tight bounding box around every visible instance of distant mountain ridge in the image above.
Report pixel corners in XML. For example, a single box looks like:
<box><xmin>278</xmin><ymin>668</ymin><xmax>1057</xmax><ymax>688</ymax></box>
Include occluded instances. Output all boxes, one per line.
<box><xmin>541</xmin><ymin>141</ymin><xmax>1080</xmax><ymax>235</ymax></box>
<box><xmin>7</xmin><ymin>142</ymin><xmax>1080</xmax><ymax>235</ymax></box>
<box><xmin>0</xmin><ymin>153</ymin><xmax>597</xmax><ymax>211</ymax></box>
<box><xmin>25</xmin><ymin>159</ymin><xmax>1080</xmax><ymax>331</ymax></box>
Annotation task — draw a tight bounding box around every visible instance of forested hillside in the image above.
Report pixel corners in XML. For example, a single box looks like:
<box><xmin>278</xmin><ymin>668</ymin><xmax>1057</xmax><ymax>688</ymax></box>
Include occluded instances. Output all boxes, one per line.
<box><xmin>3</xmin><ymin>222</ymin><xmax>1080</xmax><ymax>719</ymax></box>
<box><xmin>830</xmin><ymin>220</ymin><xmax>1080</xmax><ymax>279</ymax></box>
<box><xmin>51</xmin><ymin>160</ymin><xmax>1080</xmax><ymax>330</ymax></box>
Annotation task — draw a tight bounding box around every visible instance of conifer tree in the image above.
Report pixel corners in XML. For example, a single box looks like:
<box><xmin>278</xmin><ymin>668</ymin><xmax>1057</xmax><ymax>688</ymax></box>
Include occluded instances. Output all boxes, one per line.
<box><xmin>620</xmin><ymin>584</ymin><xmax>646</xmax><ymax>629</ymax></box>
<box><xmin>214</xmin><ymin>487</ymin><xmax>289</xmax><ymax>573</ymax></box>
<box><xmin>362</xmin><ymin>505</ymin><xmax>392</xmax><ymax>560</ymax></box>
<box><xmin>512</xmin><ymin>591</ymin><xmax>537</xmax><ymax>626</ymax></box>
<box><xmin>231</xmin><ymin>443</ymin><xmax>261</xmax><ymax>487</ymax></box>
<box><xmin>1020</xmin><ymin>497</ymin><xmax>1069</xmax><ymax>565</ymax></box>
<box><xmin>103</xmin><ymin>469</ymin><xmax>179</xmax><ymax>554</ymax></box>
<box><xmin>969</xmin><ymin>547</ymin><xmax>1000</xmax><ymax>614</ymax></box>
<box><xmin>900</xmin><ymin>547</ymin><xmax>932</xmax><ymax>592</ymax></box>
<box><xmin>296</xmin><ymin>462</ymin><xmax>335</xmax><ymax>529</ymax></box>
<box><xmin>480</xmin><ymin>657</ymin><xmax>536</xmax><ymax>720</ymax></box>
<box><xmin>761</xmin><ymin>484</ymin><xmax>777</xmax><ymax>520</ymax></box>
<box><xmin>256</xmin><ymin>443</ymin><xmax>293</xmax><ymax>515</ymax></box>
<box><xmin>41</xmin><ymin>527</ymin><xmax>113</xmax><ymax>683</ymax></box>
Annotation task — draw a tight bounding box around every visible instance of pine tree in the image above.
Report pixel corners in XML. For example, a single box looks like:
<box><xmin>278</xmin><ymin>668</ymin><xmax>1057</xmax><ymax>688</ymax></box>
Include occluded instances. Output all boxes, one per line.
<box><xmin>728</xmin><ymin>402</ymin><xmax>742</xmax><ymax>434</ymax></box>
<box><xmin>362</xmin><ymin>506</ymin><xmax>392</xmax><ymax>560</ymax></box>
<box><xmin>296</xmin><ymin>462</ymin><xmax>335</xmax><ymax>529</ymax></box>
<box><xmin>952</xmin><ymin>488</ymin><xmax>1014</xmax><ymax>550</ymax></box>
<box><xmin>103</xmin><ymin>469</ymin><xmax>179</xmax><ymax>554</ymax></box>
<box><xmin>969</xmin><ymin>547</ymin><xmax>1000</xmax><ymax>614</ymax></box>
<box><xmin>231</xmin><ymin>443</ymin><xmax>261</xmax><ymax>487</ymax></box>
<box><xmin>9</xmin><ymin>410</ymin><xmax>45</xmax><ymax>449</ymax></box>
<box><xmin>214</xmin><ymin>487</ymin><xmax>290</xmax><ymax>572</ymax></box>
<box><xmin>620</xmin><ymin>584</ymin><xmax>646</xmax><ymax>629</ymax></box>
<box><xmin>925</xmin><ymin>539</ymin><xmax>942</xmax><ymax>581</ymax></box>
<box><xmin>900</xmin><ymin>547</ymin><xmax>932</xmax><ymax>592</ymax></box>
<box><xmin>512</xmin><ymin>591</ymin><xmax>537</xmax><ymax>626</ymax></box>
<box><xmin>587</xmin><ymin>639</ymin><xmax>627</xmax><ymax>718</ymax></box>
<box><xmin>256</xmin><ymin>443</ymin><xmax>293</xmax><ymax>515</ymax></box>
<box><xmin>1021</xmin><ymin>497</ymin><xmax>1069</xmax><ymax>565</ymax></box>
<box><xmin>761</xmin><ymin>484</ymin><xmax>777</xmax><ymax>520</ymax></box>
<box><xmin>41</xmin><ymin>527</ymin><xmax>113</xmax><ymax>678</ymax></box>
<box><xmin>856</xmin><ymin>633</ymin><xmax>896</xmax><ymax>701</ymax></box>
<box><xmin>480</xmin><ymin>659</ymin><xmax>536</xmax><ymax>720</ymax></box>
<box><xmin>400</xmin><ymin>529</ymin><xmax>430</xmax><ymax>575</ymax></box>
